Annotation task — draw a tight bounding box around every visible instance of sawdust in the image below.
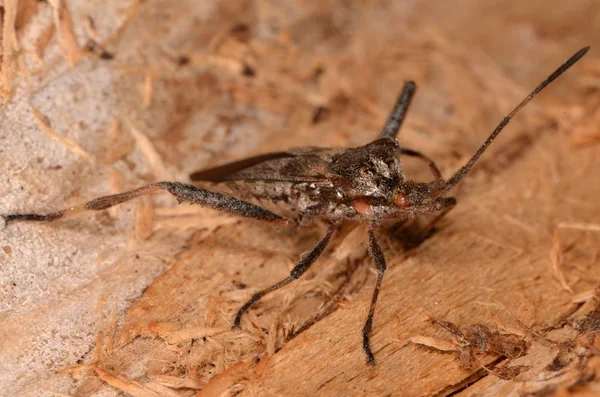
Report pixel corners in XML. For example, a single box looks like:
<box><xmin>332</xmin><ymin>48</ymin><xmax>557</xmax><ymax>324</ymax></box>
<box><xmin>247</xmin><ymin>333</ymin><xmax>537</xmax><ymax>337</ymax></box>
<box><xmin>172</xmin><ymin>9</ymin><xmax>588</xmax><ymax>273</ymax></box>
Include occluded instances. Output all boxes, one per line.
<box><xmin>125</xmin><ymin>117</ymin><xmax>173</xmax><ymax>181</ymax></box>
<box><xmin>133</xmin><ymin>195</ymin><xmax>154</xmax><ymax>241</ymax></box>
<box><xmin>1</xmin><ymin>0</ymin><xmax>20</xmax><ymax>102</ymax></box>
<box><xmin>28</xmin><ymin>102</ymin><xmax>97</xmax><ymax>164</ymax></box>
<box><xmin>2</xmin><ymin>0</ymin><xmax>600</xmax><ymax>396</ymax></box>
<box><xmin>94</xmin><ymin>366</ymin><xmax>182</xmax><ymax>397</ymax></box>
<box><xmin>49</xmin><ymin>0</ymin><xmax>82</xmax><ymax>67</ymax></box>
<box><xmin>104</xmin><ymin>118</ymin><xmax>135</xmax><ymax>165</ymax></box>
<box><xmin>34</xmin><ymin>24</ymin><xmax>56</xmax><ymax>64</ymax></box>
<box><xmin>551</xmin><ymin>230</ymin><xmax>574</xmax><ymax>293</ymax></box>
<box><xmin>409</xmin><ymin>316</ymin><xmax>528</xmax><ymax>379</ymax></box>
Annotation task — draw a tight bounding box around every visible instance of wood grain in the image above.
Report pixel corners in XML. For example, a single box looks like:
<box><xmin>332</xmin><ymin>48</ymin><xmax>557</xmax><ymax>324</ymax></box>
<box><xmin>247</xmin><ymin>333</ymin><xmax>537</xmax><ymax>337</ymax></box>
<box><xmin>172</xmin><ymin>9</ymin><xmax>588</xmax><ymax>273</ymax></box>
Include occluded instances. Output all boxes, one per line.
<box><xmin>3</xmin><ymin>1</ymin><xmax>600</xmax><ymax>396</ymax></box>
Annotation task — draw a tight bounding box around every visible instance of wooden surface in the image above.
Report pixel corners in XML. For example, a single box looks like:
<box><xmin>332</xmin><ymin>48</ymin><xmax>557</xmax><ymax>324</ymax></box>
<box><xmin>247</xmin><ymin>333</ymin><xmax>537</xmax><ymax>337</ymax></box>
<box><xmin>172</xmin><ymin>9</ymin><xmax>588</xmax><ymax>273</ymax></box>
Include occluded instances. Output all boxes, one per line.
<box><xmin>2</xmin><ymin>1</ymin><xmax>600</xmax><ymax>396</ymax></box>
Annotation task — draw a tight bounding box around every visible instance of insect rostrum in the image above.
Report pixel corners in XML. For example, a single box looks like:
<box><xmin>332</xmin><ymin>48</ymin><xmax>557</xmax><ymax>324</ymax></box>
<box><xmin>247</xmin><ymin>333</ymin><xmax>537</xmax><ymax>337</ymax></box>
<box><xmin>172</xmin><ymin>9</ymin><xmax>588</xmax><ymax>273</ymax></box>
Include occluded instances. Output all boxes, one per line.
<box><xmin>3</xmin><ymin>47</ymin><xmax>589</xmax><ymax>366</ymax></box>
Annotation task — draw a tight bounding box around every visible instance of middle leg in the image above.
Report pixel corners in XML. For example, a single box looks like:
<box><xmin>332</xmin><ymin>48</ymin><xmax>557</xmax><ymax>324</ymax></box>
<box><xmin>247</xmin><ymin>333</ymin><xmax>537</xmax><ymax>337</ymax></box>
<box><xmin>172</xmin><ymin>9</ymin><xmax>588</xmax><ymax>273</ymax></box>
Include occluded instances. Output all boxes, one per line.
<box><xmin>363</xmin><ymin>228</ymin><xmax>388</xmax><ymax>366</ymax></box>
<box><xmin>398</xmin><ymin>148</ymin><xmax>443</xmax><ymax>182</ymax></box>
<box><xmin>233</xmin><ymin>222</ymin><xmax>337</xmax><ymax>328</ymax></box>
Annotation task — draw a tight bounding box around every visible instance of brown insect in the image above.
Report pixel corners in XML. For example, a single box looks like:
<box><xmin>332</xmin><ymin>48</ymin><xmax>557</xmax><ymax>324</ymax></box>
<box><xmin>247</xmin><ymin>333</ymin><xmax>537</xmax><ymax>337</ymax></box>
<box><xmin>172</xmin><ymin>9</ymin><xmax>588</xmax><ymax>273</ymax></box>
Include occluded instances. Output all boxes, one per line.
<box><xmin>3</xmin><ymin>47</ymin><xmax>589</xmax><ymax>365</ymax></box>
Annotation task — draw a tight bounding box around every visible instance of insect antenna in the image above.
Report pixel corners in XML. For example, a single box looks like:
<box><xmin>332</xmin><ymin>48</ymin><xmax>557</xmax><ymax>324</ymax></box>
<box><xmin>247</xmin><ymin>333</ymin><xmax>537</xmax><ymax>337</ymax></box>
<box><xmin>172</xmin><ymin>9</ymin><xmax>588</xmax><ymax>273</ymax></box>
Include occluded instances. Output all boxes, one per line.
<box><xmin>444</xmin><ymin>46</ymin><xmax>589</xmax><ymax>191</ymax></box>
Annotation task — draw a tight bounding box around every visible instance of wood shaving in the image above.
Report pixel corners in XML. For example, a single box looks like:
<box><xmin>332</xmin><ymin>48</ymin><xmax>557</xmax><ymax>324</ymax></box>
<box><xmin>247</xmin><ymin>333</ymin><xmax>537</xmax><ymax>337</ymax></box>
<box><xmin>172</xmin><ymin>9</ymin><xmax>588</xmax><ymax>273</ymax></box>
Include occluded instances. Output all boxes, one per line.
<box><xmin>35</xmin><ymin>24</ymin><xmax>56</xmax><ymax>64</ymax></box>
<box><xmin>95</xmin><ymin>366</ymin><xmax>178</xmax><ymax>397</ymax></box>
<box><xmin>105</xmin><ymin>118</ymin><xmax>135</xmax><ymax>165</ymax></box>
<box><xmin>49</xmin><ymin>0</ymin><xmax>83</xmax><ymax>67</ymax></box>
<box><xmin>153</xmin><ymin>374</ymin><xmax>203</xmax><ymax>390</ymax></box>
<box><xmin>125</xmin><ymin>118</ymin><xmax>172</xmax><ymax>180</ymax></box>
<box><xmin>134</xmin><ymin>195</ymin><xmax>154</xmax><ymax>241</ymax></box>
<box><xmin>1</xmin><ymin>0</ymin><xmax>20</xmax><ymax>103</ymax></box>
<box><xmin>550</xmin><ymin>230</ymin><xmax>573</xmax><ymax>293</ymax></box>
<box><xmin>408</xmin><ymin>335</ymin><xmax>457</xmax><ymax>352</ymax></box>
<box><xmin>29</xmin><ymin>103</ymin><xmax>96</xmax><ymax>164</ymax></box>
<box><xmin>143</xmin><ymin>69</ymin><xmax>155</xmax><ymax>108</ymax></box>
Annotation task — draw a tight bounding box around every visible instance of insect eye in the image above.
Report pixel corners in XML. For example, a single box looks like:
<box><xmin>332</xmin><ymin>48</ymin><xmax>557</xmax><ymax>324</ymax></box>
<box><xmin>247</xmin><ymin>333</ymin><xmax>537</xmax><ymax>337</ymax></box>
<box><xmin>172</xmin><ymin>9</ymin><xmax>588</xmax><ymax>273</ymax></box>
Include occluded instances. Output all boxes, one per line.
<box><xmin>395</xmin><ymin>193</ymin><xmax>409</xmax><ymax>209</ymax></box>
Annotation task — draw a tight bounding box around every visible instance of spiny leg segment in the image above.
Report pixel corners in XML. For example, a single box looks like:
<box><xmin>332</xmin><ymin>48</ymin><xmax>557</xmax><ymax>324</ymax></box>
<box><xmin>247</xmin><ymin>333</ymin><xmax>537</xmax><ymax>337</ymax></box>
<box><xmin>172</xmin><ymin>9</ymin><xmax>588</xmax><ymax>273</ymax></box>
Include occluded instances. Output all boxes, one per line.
<box><xmin>233</xmin><ymin>222</ymin><xmax>337</xmax><ymax>328</ymax></box>
<box><xmin>363</xmin><ymin>229</ymin><xmax>387</xmax><ymax>366</ymax></box>
<box><xmin>380</xmin><ymin>81</ymin><xmax>417</xmax><ymax>139</ymax></box>
<box><xmin>3</xmin><ymin>181</ymin><xmax>296</xmax><ymax>228</ymax></box>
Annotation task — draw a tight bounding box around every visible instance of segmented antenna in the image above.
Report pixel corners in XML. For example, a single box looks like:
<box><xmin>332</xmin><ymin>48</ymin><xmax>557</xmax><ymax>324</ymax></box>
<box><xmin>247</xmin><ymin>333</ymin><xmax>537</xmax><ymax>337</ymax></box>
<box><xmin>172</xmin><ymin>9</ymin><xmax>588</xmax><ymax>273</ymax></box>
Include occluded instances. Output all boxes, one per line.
<box><xmin>444</xmin><ymin>46</ymin><xmax>590</xmax><ymax>191</ymax></box>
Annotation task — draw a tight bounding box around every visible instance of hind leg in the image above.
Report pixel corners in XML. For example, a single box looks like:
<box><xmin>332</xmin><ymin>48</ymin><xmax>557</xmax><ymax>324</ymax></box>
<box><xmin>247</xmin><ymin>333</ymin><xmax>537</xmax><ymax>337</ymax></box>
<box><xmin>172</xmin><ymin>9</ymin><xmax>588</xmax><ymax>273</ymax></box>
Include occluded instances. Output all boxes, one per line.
<box><xmin>4</xmin><ymin>181</ymin><xmax>296</xmax><ymax>228</ymax></box>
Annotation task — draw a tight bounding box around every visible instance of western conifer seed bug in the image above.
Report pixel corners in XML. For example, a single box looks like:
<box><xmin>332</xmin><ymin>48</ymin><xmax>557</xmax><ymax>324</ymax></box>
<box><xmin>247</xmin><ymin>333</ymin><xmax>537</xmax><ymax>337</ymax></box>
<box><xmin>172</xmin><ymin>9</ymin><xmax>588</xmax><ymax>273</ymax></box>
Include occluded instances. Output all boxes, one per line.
<box><xmin>3</xmin><ymin>47</ymin><xmax>589</xmax><ymax>365</ymax></box>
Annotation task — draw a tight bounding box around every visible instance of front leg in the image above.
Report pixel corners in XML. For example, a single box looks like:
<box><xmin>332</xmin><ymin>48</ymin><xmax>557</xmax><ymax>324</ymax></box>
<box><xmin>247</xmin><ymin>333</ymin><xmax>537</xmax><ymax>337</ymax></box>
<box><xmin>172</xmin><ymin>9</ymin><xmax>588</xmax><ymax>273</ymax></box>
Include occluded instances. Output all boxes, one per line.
<box><xmin>3</xmin><ymin>181</ymin><xmax>296</xmax><ymax>228</ymax></box>
<box><xmin>363</xmin><ymin>229</ymin><xmax>387</xmax><ymax>366</ymax></box>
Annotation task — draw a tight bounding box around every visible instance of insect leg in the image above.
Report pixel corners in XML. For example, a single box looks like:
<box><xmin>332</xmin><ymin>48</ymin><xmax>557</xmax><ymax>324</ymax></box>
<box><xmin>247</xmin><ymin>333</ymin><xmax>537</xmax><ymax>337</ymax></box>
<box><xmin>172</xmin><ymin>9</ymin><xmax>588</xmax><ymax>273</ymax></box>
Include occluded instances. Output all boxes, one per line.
<box><xmin>3</xmin><ymin>182</ymin><xmax>296</xmax><ymax>228</ymax></box>
<box><xmin>233</xmin><ymin>222</ymin><xmax>337</xmax><ymax>328</ymax></box>
<box><xmin>363</xmin><ymin>229</ymin><xmax>387</xmax><ymax>366</ymax></box>
<box><xmin>398</xmin><ymin>148</ymin><xmax>443</xmax><ymax>181</ymax></box>
<box><xmin>379</xmin><ymin>81</ymin><xmax>417</xmax><ymax>139</ymax></box>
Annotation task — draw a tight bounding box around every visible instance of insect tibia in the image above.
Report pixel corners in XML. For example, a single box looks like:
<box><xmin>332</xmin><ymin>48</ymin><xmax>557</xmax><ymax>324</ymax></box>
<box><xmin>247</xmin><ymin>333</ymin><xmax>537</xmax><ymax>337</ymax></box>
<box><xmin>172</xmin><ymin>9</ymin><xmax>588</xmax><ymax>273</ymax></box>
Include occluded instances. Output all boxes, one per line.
<box><xmin>3</xmin><ymin>212</ymin><xmax>63</xmax><ymax>225</ymax></box>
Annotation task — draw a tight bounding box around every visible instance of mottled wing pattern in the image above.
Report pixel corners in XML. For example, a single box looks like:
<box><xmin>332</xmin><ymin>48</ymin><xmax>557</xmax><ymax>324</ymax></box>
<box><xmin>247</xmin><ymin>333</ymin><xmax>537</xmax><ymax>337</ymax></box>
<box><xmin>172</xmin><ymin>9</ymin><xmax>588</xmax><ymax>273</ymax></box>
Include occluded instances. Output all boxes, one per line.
<box><xmin>190</xmin><ymin>147</ymin><xmax>344</xmax><ymax>183</ymax></box>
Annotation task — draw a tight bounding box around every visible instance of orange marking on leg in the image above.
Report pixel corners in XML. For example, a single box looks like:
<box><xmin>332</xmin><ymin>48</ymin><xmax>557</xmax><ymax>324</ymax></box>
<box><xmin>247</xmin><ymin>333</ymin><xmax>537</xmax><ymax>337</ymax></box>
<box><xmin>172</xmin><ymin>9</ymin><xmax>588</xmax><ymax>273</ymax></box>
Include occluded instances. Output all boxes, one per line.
<box><xmin>85</xmin><ymin>183</ymin><xmax>162</xmax><ymax>211</ymax></box>
<box><xmin>60</xmin><ymin>205</ymin><xmax>88</xmax><ymax>219</ymax></box>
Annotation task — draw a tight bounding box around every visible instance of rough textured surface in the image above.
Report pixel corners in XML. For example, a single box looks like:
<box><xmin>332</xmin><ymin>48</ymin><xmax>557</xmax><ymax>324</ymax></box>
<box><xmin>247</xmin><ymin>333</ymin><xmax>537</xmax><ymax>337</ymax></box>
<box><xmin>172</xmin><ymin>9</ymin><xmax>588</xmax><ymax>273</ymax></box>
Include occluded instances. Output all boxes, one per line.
<box><xmin>1</xmin><ymin>1</ymin><xmax>600</xmax><ymax>396</ymax></box>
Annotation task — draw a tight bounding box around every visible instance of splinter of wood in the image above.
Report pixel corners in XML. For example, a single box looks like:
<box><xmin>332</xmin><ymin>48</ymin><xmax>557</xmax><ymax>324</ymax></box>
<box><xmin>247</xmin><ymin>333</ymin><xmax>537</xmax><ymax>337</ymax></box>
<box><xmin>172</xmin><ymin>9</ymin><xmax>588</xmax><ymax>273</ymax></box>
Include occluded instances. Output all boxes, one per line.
<box><xmin>3</xmin><ymin>47</ymin><xmax>589</xmax><ymax>366</ymax></box>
